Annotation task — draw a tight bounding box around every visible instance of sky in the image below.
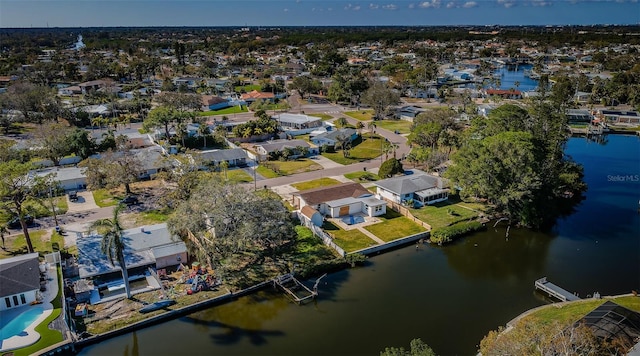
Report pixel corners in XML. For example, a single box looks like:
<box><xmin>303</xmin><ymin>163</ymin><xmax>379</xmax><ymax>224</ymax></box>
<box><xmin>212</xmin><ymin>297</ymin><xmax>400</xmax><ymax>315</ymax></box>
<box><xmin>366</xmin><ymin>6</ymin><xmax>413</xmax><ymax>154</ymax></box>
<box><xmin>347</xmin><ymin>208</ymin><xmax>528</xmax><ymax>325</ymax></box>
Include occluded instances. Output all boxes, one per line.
<box><xmin>0</xmin><ymin>0</ymin><xmax>638</xmax><ymax>28</ymax></box>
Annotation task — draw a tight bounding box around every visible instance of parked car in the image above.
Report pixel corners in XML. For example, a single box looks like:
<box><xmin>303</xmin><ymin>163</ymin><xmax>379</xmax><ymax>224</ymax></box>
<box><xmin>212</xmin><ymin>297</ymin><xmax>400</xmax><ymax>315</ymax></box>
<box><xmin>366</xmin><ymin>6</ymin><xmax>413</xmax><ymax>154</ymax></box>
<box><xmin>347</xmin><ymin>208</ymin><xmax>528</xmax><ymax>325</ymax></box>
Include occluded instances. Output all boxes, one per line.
<box><xmin>8</xmin><ymin>215</ymin><xmax>35</xmax><ymax>229</ymax></box>
<box><xmin>120</xmin><ymin>196</ymin><xmax>139</xmax><ymax>206</ymax></box>
<box><xmin>68</xmin><ymin>191</ymin><xmax>78</xmax><ymax>202</ymax></box>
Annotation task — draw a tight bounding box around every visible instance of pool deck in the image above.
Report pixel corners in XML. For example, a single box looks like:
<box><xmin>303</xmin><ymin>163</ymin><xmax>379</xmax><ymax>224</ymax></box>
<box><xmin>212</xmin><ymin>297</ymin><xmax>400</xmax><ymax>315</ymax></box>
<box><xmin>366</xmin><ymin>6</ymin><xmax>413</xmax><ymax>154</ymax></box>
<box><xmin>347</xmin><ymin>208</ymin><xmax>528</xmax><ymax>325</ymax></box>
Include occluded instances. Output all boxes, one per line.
<box><xmin>0</xmin><ymin>264</ymin><xmax>59</xmax><ymax>352</ymax></box>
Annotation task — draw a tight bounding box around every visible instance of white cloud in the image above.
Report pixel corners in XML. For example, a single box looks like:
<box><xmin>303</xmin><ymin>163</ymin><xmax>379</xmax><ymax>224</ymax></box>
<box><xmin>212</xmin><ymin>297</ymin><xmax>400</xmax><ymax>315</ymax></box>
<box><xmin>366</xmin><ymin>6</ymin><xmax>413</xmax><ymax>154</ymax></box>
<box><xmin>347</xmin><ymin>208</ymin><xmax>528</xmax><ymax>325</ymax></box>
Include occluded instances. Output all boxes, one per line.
<box><xmin>370</xmin><ymin>3</ymin><xmax>380</xmax><ymax>9</ymax></box>
<box><xmin>344</xmin><ymin>3</ymin><xmax>361</xmax><ymax>10</ymax></box>
<box><xmin>446</xmin><ymin>1</ymin><xmax>456</xmax><ymax>8</ymax></box>
<box><xmin>383</xmin><ymin>3</ymin><xmax>398</xmax><ymax>9</ymax></box>
<box><xmin>419</xmin><ymin>0</ymin><xmax>442</xmax><ymax>8</ymax></box>
<box><xmin>283</xmin><ymin>8</ymin><xmax>289</xmax><ymax>12</ymax></box>
<box><xmin>530</xmin><ymin>0</ymin><xmax>552</xmax><ymax>6</ymax></box>
<box><xmin>408</xmin><ymin>3</ymin><xmax>415</xmax><ymax>8</ymax></box>
<box><xmin>497</xmin><ymin>0</ymin><xmax>516</xmax><ymax>8</ymax></box>
<box><xmin>463</xmin><ymin>1</ymin><xmax>477</xmax><ymax>7</ymax></box>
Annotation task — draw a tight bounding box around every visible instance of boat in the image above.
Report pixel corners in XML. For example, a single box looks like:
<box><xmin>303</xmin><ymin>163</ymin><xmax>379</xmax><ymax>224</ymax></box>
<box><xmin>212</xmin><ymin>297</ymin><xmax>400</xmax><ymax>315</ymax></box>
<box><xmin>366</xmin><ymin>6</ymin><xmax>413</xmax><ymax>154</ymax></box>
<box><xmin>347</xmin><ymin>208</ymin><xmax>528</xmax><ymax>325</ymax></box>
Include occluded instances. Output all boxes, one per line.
<box><xmin>139</xmin><ymin>299</ymin><xmax>176</xmax><ymax>313</ymax></box>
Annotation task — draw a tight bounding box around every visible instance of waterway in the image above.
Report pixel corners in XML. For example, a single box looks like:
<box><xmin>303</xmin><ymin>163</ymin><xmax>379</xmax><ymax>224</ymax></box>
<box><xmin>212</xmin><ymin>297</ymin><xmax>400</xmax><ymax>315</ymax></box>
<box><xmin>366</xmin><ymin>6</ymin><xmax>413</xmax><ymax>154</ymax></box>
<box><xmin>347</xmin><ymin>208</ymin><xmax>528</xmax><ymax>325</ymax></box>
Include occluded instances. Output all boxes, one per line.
<box><xmin>494</xmin><ymin>63</ymin><xmax>538</xmax><ymax>92</ymax></box>
<box><xmin>79</xmin><ymin>135</ymin><xmax>640</xmax><ymax>356</ymax></box>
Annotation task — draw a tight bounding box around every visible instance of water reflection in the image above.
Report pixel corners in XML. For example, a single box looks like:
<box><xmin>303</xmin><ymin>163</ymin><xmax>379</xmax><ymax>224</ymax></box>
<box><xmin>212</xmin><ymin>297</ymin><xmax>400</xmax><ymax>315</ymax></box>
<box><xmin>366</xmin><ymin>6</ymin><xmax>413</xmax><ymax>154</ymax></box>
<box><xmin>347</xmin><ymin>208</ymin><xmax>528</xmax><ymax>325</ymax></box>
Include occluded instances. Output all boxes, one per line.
<box><xmin>441</xmin><ymin>225</ymin><xmax>552</xmax><ymax>280</ymax></box>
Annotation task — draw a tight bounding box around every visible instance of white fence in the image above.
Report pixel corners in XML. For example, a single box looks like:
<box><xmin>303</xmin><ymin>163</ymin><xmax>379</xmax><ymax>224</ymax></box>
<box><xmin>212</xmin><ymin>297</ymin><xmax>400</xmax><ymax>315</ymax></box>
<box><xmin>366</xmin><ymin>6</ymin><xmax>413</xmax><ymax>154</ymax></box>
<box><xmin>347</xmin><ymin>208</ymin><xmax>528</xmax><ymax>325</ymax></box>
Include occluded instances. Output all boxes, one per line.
<box><xmin>295</xmin><ymin>211</ymin><xmax>346</xmax><ymax>257</ymax></box>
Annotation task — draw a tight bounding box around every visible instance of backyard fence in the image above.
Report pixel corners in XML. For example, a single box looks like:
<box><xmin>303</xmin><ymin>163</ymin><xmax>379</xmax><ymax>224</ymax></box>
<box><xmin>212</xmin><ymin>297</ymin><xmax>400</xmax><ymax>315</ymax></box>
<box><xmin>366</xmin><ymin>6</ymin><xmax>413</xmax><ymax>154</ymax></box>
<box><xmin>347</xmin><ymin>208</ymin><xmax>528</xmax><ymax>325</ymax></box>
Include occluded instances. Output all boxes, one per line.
<box><xmin>385</xmin><ymin>200</ymin><xmax>432</xmax><ymax>230</ymax></box>
<box><xmin>295</xmin><ymin>211</ymin><xmax>346</xmax><ymax>257</ymax></box>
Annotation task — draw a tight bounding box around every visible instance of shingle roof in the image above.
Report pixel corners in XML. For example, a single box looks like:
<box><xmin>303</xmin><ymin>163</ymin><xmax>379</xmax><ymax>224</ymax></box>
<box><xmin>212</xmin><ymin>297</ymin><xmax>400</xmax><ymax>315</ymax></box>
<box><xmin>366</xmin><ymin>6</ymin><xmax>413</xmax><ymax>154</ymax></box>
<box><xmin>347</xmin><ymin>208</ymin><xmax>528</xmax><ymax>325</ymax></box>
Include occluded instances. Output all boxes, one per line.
<box><xmin>294</xmin><ymin>182</ymin><xmax>371</xmax><ymax>206</ymax></box>
<box><xmin>0</xmin><ymin>253</ymin><xmax>41</xmax><ymax>297</ymax></box>
<box><xmin>300</xmin><ymin>205</ymin><xmax>320</xmax><ymax>219</ymax></box>
<box><xmin>375</xmin><ymin>173</ymin><xmax>446</xmax><ymax>195</ymax></box>
<box><xmin>199</xmin><ymin>148</ymin><xmax>248</xmax><ymax>162</ymax></box>
<box><xmin>313</xmin><ymin>128</ymin><xmax>356</xmax><ymax>142</ymax></box>
<box><xmin>257</xmin><ymin>139</ymin><xmax>310</xmax><ymax>153</ymax></box>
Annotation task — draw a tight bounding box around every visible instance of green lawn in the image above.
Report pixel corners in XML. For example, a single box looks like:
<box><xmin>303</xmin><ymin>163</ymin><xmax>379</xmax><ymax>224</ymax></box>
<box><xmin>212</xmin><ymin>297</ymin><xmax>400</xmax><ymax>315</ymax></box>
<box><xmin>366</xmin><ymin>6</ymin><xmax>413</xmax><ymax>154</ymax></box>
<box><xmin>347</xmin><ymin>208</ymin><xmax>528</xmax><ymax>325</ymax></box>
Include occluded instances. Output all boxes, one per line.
<box><xmin>344</xmin><ymin>171</ymin><xmax>379</xmax><ymax>182</ymax></box>
<box><xmin>197</xmin><ymin>106</ymin><xmax>248</xmax><ymax>116</ymax></box>
<box><xmin>410</xmin><ymin>196</ymin><xmax>483</xmax><ymax>230</ymax></box>
<box><xmin>522</xmin><ymin>295</ymin><xmax>640</xmax><ymax>326</ymax></box>
<box><xmin>291</xmin><ymin>178</ymin><xmax>342</xmax><ymax>191</ymax></box>
<box><xmin>130</xmin><ymin>209</ymin><xmax>172</xmax><ymax>226</ymax></box>
<box><xmin>235</xmin><ymin>84</ymin><xmax>261</xmax><ymax>92</ymax></box>
<box><xmin>214</xmin><ymin>169</ymin><xmax>254</xmax><ymax>183</ymax></box>
<box><xmin>259</xmin><ymin>158</ymin><xmax>323</xmax><ymax>176</ymax></box>
<box><xmin>375</xmin><ymin>119</ymin><xmax>413</xmax><ymax>134</ymax></box>
<box><xmin>92</xmin><ymin>188</ymin><xmax>120</xmax><ymax>208</ymax></box>
<box><xmin>364</xmin><ymin>210</ymin><xmax>427</xmax><ymax>242</ymax></box>
<box><xmin>322</xmin><ymin>221</ymin><xmax>378</xmax><ymax>252</ymax></box>
<box><xmin>309</xmin><ymin>113</ymin><xmax>334</xmax><ymax>121</ymax></box>
<box><xmin>345</xmin><ymin>110</ymin><xmax>374</xmax><ymax>121</ymax></box>
<box><xmin>322</xmin><ymin>136</ymin><xmax>383</xmax><ymax>165</ymax></box>
<box><xmin>1</xmin><ymin>230</ymin><xmax>64</xmax><ymax>259</ymax></box>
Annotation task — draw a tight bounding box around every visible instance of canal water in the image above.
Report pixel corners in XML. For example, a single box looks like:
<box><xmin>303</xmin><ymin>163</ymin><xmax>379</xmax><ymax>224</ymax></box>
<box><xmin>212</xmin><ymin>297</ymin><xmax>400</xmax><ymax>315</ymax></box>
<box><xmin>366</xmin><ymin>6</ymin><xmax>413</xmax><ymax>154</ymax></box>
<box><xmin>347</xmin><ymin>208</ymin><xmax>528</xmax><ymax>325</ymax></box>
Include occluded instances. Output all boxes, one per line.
<box><xmin>79</xmin><ymin>135</ymin><xmax>640</xmax><ymax>356</ymax></box>
<box><xmin>494</xmin><ymin>63</ymin><xmax>538</xmax><ymax>92</ymax></box>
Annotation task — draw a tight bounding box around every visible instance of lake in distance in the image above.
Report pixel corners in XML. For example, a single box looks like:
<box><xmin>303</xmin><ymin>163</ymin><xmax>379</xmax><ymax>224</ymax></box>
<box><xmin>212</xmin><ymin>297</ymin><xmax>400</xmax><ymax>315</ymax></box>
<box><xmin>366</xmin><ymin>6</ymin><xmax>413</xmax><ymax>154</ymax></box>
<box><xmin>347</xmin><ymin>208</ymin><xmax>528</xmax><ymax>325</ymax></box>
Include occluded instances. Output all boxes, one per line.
<box><xmin>79</xmin><ymin>134</ymin><xmax>640</xmax><ymax>356</ymax></box>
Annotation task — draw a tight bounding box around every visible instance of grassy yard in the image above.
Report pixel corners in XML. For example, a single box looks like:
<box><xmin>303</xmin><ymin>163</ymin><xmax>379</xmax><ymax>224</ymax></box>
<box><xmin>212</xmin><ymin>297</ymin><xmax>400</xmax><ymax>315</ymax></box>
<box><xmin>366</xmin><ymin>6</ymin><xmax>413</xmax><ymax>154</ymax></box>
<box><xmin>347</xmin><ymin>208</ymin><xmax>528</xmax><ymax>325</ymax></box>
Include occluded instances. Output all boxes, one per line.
<box><xmin>197</xmin><ymin>105</ymin><xmax>248</xmax><ymax>117</ymax></box>
<box><xmin>375</xmin><ymin>119</ymin><xmax>413</xmax><ymax>135</ymax></box>
<box><xmin>364</xmin><ymin>210</ymin><xmax>427</xmax><ymax>242</ymax></box>
<box><xmin>322</xmin><ymin>221</ymin><xmax>378</xmax><ymax>252</ymax></box>
<box><xmin>322</xmin><ymin>136</ymin><xmax>382</xmax><ymax>165</ymax></box>
<box><xmin>212</xmin><ymin>169</ymin><xmax>254</xmax><ymax>183</ymax></box>
<box><xmin>344</xmin><ymin>171</ymin><xmax>379</xmax><ymax>182</ymax></box>
<box><xmin>345</xmin><ymin>110</ymin><xmax>374</xmax><ymax>121</ymax></box>
<box><xmin>235</xmin><ymin>84</ymin><xmax>261</xmax><ymax>92</ymax></box>
<box><xmin>522</xmin><ymin>295</ymin><xmax>640</xmax><ymax>326</ymax></box>
<box><xmin>125</xmin><ymin>209</ymin><xmax>172</xmax><ymax>227</ymax></box>
<box><xmin>1</xmin><ymin>230</ymin><xmax>65</xmax><ymax>259</ymax></box>
<box><xmin>258</xmin><ymin>158</ymin><xmax>323</xmax><ymax>177</ymax></box>
<box><xmin>92</xmin><ymin>188</ymin><xmax>120</xmax><ymax>208</ymax></box>
<box><xmin>410</xmin><ymin>196</ymin><xmax>483</xmax><ymax>230</ymax></box>
<box><xmin>291</xmin><ymin>178</ymin><xmax>342</xmax><ymax>191</ymax></box>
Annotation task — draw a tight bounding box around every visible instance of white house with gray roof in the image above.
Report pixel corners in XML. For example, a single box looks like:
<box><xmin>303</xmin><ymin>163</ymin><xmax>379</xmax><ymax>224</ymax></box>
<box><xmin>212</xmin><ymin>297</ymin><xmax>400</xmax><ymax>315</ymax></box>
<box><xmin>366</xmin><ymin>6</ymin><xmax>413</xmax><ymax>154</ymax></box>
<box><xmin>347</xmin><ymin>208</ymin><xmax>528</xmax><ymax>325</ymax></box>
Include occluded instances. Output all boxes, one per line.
<box><xmin>272</xmin><ymin>113</ymin><xmax>323</xmax><ymax>136</ymax></box>
<box><xmin>310</xmin><ymin>128</ymin><xmax>358</xmax><ymax>147</ymax></box>
<box><xmin>31</xmin><ymin>166</ymin><xmax>87</xmax><ymax>191</ymax></box>
<box><xmin>375</xmin><ymin>171</ymin><xmax>449</xmax><ymax>206</ymax></box>
<box><xmin>0</xmin><ymin>253</ymin><xmax>40</xmax><ymax>311</ymax></box>
<box><xmin>197</xmin><ymin>148</ymin><xmax>249</xmax><ymax>168</ymax></box>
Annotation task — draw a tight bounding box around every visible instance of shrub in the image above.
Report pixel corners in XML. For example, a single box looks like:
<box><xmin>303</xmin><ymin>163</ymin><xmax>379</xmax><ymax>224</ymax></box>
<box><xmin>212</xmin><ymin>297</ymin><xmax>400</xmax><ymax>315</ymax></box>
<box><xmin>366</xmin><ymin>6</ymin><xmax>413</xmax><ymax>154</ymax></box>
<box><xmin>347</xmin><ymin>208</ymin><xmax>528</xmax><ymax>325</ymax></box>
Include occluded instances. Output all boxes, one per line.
<box><xmin>430</xmin><ymin>221</ymin><xmax>485</xmax><ymax>245</ymax></box>
<box><xmin>378</xmin><ymin>158</ymin><xmax>404</xmax><ymax>178</ymax></box>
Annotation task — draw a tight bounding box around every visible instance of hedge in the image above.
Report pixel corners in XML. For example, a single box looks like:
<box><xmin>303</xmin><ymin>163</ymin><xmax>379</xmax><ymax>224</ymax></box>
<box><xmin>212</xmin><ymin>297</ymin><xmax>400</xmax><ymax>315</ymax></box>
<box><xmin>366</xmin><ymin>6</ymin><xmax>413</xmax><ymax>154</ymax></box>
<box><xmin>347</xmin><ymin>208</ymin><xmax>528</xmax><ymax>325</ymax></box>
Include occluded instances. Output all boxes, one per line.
<box><xmin>430</xmin><ymin>221</ymin><xmax>485</xmax><ymax>245</ymax></box>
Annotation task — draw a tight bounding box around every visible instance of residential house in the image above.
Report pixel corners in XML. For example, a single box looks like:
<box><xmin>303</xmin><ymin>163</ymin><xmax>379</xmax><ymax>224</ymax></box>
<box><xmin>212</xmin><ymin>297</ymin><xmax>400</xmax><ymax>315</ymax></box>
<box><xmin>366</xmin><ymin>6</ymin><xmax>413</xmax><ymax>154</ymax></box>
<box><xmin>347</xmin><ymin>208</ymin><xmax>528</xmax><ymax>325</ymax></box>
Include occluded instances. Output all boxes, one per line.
<box><xmin>197</xmin><ymin>148</ymin><xmax>249</xmax><ymax>168</ymax></box>
<box><xmin>477</xmin><ymin>103</ymin><xmax>498</xmax><ymax>117</ymax></box>
<box><xmin>573</xmin><ymin>91</ymin><xmax>591</xmax><ymax>104</ymax></box>
<box><xmin>375</xmin><ymin>171</ymin><xmax>449</xmax><ymax>206</ymax></box>
<box><xmin>173</xmin><ymin>77</ymin><xmax>201</xmax><ymax>90</ymax></box>
<box><xmin>394</xmin><ymin>106</ymin><xmax>426</xmax><ymax>121</ymax></box>
<box><xmin>76</xmin><ymin>223</ymin><xmax>187</xmax><ymax>302</ymax></box>
<box><xmin>293</xmin><ymin>182</ymin><xmax>386</xmax><ymax>218</ymax></box>
<box><xmin>31</xmin><ymin>166</ymin><xmax>87</xmax><ymax>191</ymax></box>
<box><xmin>484</xmin><ymin>89</ymin><xmax>522</xmax><ymax>99</ymax></box>
<box><xmin>133</xmin><ymin>147</ymin><xmax>171</xmax><ymax>179</ymax></box>
<box><xmin>78</xmin><ymin>79</ymin><xmax>110</xmax><ymax>94</ymax></box>
<box><xmin>240</xmin><ymin>90</ymin><xmax>275</xmax><ymax>103</ymax></box>
<box><xmin>273</xmin><ymin>113</ymin><xmax>323</xmax><ymax>135</ymax></box>
<box><xmin>567</xmin><ymin>109</ymin><xmax>594</xmax><ymax>123</ymax></box>
<box><xmin>310</xmin><ymin>128</ymin><xmax>358</xmax><ymax>148</ymax></box>
<box><xmin>202</xmin><ymin>95</ymin><xmax>232</xmax><ymax>111</ymax></box>
<box><xmin>0</xmin><ymin>253</ymin><xmax>41</xmax><ymax>311</ymax></box>
<box><xmin>254</xmin><ymin>139</ymin><xmax>316</xmax><ymax>160</ymax></box>
<box><xmin>597</xmin><ymin>109</ymin><xmax>640</xmax><ymax>125</ymax></box>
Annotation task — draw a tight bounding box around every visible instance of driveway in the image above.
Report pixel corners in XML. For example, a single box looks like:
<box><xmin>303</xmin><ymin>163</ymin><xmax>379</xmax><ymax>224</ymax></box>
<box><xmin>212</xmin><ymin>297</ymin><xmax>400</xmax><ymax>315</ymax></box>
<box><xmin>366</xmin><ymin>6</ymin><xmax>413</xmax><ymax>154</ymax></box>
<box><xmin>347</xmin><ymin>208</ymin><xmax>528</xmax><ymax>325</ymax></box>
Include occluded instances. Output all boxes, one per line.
<box><xmin>66</xmin><ymin>190</ymin><xmax>100</xmax><ymax>213</ymax></box>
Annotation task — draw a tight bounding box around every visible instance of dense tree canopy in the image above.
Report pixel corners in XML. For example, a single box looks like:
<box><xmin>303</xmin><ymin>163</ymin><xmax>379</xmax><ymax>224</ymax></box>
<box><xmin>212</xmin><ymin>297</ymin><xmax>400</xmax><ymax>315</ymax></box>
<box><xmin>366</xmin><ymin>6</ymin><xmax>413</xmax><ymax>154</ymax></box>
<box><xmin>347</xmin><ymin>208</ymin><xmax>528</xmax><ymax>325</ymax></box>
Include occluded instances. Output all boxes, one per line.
<box><xmin>167</xmin><ymin>179</ymin><xmax>296</xmax><ymax>282</ymax></box>
<box><xmin>446</xmin><ymin>101</ymin><xmax>585</xmax><ymax>228</ymax></box>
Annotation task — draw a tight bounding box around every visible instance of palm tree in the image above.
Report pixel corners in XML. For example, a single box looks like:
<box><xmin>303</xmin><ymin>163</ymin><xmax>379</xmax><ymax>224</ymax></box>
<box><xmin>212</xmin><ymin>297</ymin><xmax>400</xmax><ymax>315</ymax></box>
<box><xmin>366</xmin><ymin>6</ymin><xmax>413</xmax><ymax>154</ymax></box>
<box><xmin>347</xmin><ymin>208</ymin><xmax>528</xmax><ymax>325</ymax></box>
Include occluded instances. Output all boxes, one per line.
<box><xmin>335</xmin><ymin>117</ymin><xmax>348</xmax><ymax>128</ymax></box>
<box><xmin>355</xmin><ymin>121</ymin><xmax>364</xmax><ymax>136</ymax></box>
<box><xmin>90</xmin><ymin>204</ymin><xmax>131</xmax><ymax>299</ymax></box>
<box><xmin>198</xmin><ymin>122</ymin><xmax>210</xmax><ymax>148</ymax></box>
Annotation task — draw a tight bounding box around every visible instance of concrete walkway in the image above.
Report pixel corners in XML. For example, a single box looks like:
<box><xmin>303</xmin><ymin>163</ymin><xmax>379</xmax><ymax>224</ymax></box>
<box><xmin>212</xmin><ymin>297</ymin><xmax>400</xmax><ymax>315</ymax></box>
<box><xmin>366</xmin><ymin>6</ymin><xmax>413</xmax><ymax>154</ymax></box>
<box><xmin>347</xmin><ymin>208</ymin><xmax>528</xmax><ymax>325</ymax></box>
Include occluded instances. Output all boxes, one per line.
<box><xmin>356</xmin><ymin>227</ymin><xmax>386</xmax><ymax>245</ymax></box>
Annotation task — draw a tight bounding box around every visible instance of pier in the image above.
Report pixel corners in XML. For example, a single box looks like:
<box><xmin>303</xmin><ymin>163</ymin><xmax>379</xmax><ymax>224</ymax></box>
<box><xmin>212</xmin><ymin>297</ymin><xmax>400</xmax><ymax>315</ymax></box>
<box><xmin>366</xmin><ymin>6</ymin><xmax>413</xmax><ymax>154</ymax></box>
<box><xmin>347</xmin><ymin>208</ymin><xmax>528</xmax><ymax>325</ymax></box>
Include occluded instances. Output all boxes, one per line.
<box><xmin>273</xmin><ymin>273</ymin><xmax>316</xmax><ymax>304</ymax></box>
<box><xmin>534</xmin><ymin>277</ymin><xmax>581</xmax><ymax>302</ymax></box>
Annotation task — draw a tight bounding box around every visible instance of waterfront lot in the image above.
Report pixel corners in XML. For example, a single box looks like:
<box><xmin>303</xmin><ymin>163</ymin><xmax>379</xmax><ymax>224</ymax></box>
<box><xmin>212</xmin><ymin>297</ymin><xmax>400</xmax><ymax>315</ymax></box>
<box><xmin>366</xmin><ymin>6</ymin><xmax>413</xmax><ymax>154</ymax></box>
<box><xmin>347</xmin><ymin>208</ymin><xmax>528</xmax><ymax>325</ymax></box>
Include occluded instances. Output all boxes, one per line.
<box><xmin>364</xmin><ymin>210</ymin><xmax>427</xmax><ymax>242</ymax></box>
<box><xmin>322</xmin><ymin>221</ymin><xmax>377</xmax><ymax>252</ymax></box>
<box><xmin>410</xmin><ymin>197</ymin><xmax>485</xmax><ymax>230</ymax></box>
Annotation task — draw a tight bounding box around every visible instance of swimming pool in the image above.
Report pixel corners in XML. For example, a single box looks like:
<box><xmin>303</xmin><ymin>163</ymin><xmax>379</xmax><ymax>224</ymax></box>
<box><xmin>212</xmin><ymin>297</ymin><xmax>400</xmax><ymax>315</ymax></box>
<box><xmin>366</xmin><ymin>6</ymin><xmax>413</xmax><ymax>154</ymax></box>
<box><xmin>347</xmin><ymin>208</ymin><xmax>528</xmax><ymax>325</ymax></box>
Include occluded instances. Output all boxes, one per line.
<box><xmin>0</xmin><ymin>305</ymin><xmax>44</xmax><ymax>340</ymax></box>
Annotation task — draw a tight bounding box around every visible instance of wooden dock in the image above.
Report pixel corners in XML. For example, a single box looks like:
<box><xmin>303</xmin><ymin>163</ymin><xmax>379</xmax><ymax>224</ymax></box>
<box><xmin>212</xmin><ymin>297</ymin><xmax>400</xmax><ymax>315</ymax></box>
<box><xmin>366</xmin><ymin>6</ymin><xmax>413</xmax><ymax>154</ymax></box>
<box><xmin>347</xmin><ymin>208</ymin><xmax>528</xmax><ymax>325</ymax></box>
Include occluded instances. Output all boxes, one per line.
<box><xmin>534</xmin><ymin>277</ymin><xmax>581</xmax><ymax>302</ymax></box>
<box><xmin>273</xmin><ymin>273</ymin><xmax>316</xmax><ymax>304</ymax></box>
